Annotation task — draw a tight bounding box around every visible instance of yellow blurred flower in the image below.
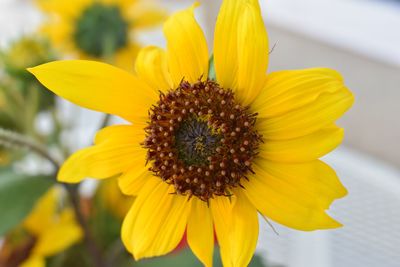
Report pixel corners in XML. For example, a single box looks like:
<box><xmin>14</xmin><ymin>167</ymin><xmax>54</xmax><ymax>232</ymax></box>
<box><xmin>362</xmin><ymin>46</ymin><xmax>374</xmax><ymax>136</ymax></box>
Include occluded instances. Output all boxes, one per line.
<box><xmin>0</xmin><ymin>36</ymin><xmax>56</xmax><ymax>113</ymax></box>
<box><xmin>36</xmin><ymin>0</ymin><xmax>166</xmax><ymax>70</ymax></box>
<box><xmin>99</xmin><ymin>178</ymin><xmax>133</xmax><ymax>219</ymax></box>
<box><xmin>29</xmin><ymin>0</ymin><xmax>354</xmax><ymax>266</ymax></box>
<box><xmin>0</xmin><ymin>36</ymin><xmax>52</xmax><ymax>73</ymax></box>
<box><xmin>21</xmin><ymin>187</ymin><xmax>82</xmax><ymax>267</ymax></box>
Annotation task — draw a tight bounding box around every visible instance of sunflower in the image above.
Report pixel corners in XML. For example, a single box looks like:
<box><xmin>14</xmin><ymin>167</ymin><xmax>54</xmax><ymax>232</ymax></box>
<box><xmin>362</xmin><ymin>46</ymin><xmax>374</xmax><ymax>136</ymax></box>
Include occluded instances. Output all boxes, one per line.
<box><xmin>28</xmin><ymin>0</ymin><xmax>354</xmax><ymax>266</ymax></box>
<box><xmin>21</xmin><ymin>187</ymin><xmax>82</xmax><ymax>267</ymax></box>
<box><xmin>36</xmin><ymin>0</ymin><xmax>166</xmax><ymax>70</ymax></box>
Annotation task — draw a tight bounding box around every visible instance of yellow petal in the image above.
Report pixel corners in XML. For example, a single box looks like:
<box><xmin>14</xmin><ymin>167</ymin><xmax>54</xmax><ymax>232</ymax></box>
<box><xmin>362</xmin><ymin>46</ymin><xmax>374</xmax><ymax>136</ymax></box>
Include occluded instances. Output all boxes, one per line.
<box><xmin>135</xmin><ymin>194</ymin><xmax>191</xmax><ymax>260</ymax></box>
<box><xmin>229</xmin><ymin>190</ymin><xmax>259</xmax><ymax>267</ymax></box>
<box><xmin>129</xmin><ymin>6</ymin><xmax>167</xmax><ymax>29</ymax></box>
<box><xmin>210</xmin><ymin>196</ymin><xmax>234</xmax><ymax>267</ymax></box>
<box><xmin>40</xmin><ymin>21</ymin><xmax>73</xmax><ymax>52</ymax></box>
<box><xmin>163</xmin><ymin>3</ymin><xmax>209</xmax><ymax>86</ymax></box>
<box><xmin>101</xmin><ymin>0</ymin><xmax>134</xmax><ymax>10</ymax></box>
<box><xmin>135</xmin><ymin>46</ymin><xmax>173</xmax><ymax>92</ymax></box>
<box><xmin>20</xmin><ymin>256</ymin><xmax>45</xmax><ymax>267</ymax></box>
<box><xmin>118</xmin><ymin>160</ymin><xmax>151</xmax><ymax>196</ymax></box>
<box><xmin>257</xmin><ymin>90</ymin><xmax>353</xmax><ymax>141</ymax></box>
<box><xmin>33</xmin><ymin>209</ymin><xmax>82</xmax><ymax>256</ymax></box>
<box><xmin>28</xmin><ymin>60</ymin><xmax>157</xmax><ymax>123</ymax></box>
<box><xmin>244</xmin><ymin>162</ymin><xmax>343</xmax><ymax>231</ymax></box>
<box><xmin>255</xmin><ymin>68</ymin><xmax>354</xmax><ymax>140</ymax></box>
<box><xmin>254</xmin><ymin>160</ymin><xmax>347</xmax><ymax>209</ymax></box>
<box><xmin>253</xmin><ymin>68</ymin><xmax>346</xmax><ymax>117</ymax></box>
<box><xmin>58</xmin><ymin>142</ymin><xmax>144</xmax><ymax>183</ymax></box>
<box><xmin>99</xmin><ymin>178</ymin><xmax>133</xmax><ymax>218</ymax></box>
<box><xmin>236</xmin><ymin>1</ymin><xmax>269</xmax><ymax>106</ymax></box>
<box><xmin>211</xmin><ymin>192</ymin><xmax>258</xmax><ymax>267</ymax></box>
<box><xmin>35</xmin><ymin>0</ymin><xmax>90</xmax><ymax>18</ymax></box>
<box><xmin>93</xmin><ymin>124</ymin><xmax>149</xmax><ymax>193</ymax></box>
<box><xmin>214</xmin><ymin>0</ymin><xmax>241</xmax><ymax>90</ymax></box>
<box><xmin>187</xmin><ymin>198</ymin><xmax>214</xmax><ymax>267</ymax></box>
<box><xmin>94</xmin><ymin>124</ymin><xmax>145</xmax><ymax>145</ymax></box>
<box><xmin>122</xmin><ymin>177</ymin><xmax>191</xmax><ymax>260</ymax></box>
<box><xmin>122</xmin><ymin>177</ymin><xmax>161</xmax><ymax>253</ymax></box>
<box><xmin>259</xmin><ymin>125</ymin><xmax>344</xmax><ymax>163</ymax></box>
<box><xmin>121</xmin><ymin>200</ymin><xmax>136</xmax><ymax>253</ymax></box>
<box><xmin>24</xmin><ymin>188</ymin><xmax>58</xmax><ymax>235</ymax></box>
<box><xmin>25</xmin><ymin>190</ymin><xmax>82</xmax><ymax>257</ymax></box>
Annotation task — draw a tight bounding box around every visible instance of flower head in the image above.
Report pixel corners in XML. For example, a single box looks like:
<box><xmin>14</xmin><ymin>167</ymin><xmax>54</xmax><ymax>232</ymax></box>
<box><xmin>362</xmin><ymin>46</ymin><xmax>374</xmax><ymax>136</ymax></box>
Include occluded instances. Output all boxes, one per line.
<box><xmin>36</xmin><ymin>0</ymin><xmax>166</xmax><ymax>69</ymax></box>
<box><xmin>21</xmin><ymin>187</ymin><xmax>82</xmax><ymax>267</ymax></box>
<box><xmin>0</xmin><ymin>36</ymin><xmax>53</xmax><ymax>74</ymax></box>
<box><xmin>0</xmin><ymin>36</ymin><xmax>56</xmax><ymax>111</ymax></box>
<box><xmin>28</xmin><ymin>0</ymin><xmax>354</xmax><ymax>266</ymax></box>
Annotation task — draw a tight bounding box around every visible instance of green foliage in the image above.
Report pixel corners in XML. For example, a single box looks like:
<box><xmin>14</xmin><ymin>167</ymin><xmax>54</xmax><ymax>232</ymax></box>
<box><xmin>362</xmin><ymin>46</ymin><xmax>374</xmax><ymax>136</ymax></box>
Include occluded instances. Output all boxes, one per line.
<box><xmin>117</xmin><ymin>247</ymin><xmax>269</xmax><ymax>267</ymax></box>
<box><xmin>0</xmin><ymin>169</ymin><xmax>54</xmax><ymax>236</ymax></box>
<box><xmin>47</xmin><ymin>243</ymin><xmax>92</xmax><ymax>267</ymax></box>
<box><xmin>91</xmin><ymin>196</ymin><xmax>123</xmax><ymax>251</ymax></box>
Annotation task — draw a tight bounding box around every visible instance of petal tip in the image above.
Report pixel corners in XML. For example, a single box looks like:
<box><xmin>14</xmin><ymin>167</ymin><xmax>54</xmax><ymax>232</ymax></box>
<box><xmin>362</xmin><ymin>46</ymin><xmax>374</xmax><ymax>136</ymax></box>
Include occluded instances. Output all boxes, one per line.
<box><xmin>331</xmin><ymin>219</ymin><xmax>343</xmax><ymax>229</ymax></box>
<box><xmin>322</xmin><ymin>215</ymin><xmax>343</xmax><ymax>230</ymax></box>
<box><xmin>26</xmin><ymin>67</ymin><xmax>35</xmax><ymax>73</ymax></box>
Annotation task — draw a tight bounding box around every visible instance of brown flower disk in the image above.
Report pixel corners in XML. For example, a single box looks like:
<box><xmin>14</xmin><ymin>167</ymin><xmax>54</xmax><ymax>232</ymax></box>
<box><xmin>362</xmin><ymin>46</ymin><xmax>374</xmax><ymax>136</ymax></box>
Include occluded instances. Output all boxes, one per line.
<box><xmin>143</xmin><ymin>79</ymin><xmax>262</xmax><ymax>201</ymax></box>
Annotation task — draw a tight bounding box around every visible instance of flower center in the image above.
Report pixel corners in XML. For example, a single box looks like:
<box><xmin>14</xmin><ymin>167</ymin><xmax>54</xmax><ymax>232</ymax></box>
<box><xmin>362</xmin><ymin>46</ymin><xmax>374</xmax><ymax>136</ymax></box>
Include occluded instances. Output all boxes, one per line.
<box><xmin>74</xmin><ymin>3</ymin><xmax>128</xmax><ymax>57</ymax></box>
<box><xmin>175</xmin><ymin>117</ymin><xmax>221</xmax><ymax>166</ymax></box>
<box><xmin>144</xmin><ymin>80</ymin><xmax>262</xmax><ymax>201</ymax></box>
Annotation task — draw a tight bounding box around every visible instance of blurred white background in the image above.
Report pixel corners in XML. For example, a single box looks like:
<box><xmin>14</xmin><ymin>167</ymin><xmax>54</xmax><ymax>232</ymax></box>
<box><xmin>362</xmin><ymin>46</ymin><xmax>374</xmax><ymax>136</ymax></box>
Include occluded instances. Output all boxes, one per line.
<box><xmin>1</xmin><ymin>0</ymin><xmax>400</xmax><ymax>266</ymax></box>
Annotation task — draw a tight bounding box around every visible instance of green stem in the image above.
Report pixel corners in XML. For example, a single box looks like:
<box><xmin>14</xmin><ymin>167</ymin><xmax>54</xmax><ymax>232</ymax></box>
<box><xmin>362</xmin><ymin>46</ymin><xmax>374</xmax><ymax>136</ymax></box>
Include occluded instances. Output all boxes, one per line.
<box><xmin>102</xmin><ymin>35</ymin><xmax>116</xmax><ymax>64</ymax></box>
<box><xmin>0</xmin><ymin>127</ymin><xmax>59</xmax><ymax>170</ymax></box>
<box><xmin>64</xmin><ymin>184</ymin><xmax>107</xmax><ymax>267</ymax></box>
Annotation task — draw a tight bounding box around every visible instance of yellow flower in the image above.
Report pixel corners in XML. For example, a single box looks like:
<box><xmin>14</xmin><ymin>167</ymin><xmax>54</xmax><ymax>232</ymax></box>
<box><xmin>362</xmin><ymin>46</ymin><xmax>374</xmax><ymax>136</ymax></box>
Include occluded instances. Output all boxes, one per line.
<box><xmin>36</xmin><ymin>0</ymin><xmax>166</xmax><ymax>70</ymax></box>
<box><xmin>21</xmin><ymin>187</ymin><xmax>82</xmax><ymax>267</ymax></box>
<box><xmin>28</xmin><ymin>0</ymin><xmax>354</xmax><ymax>266</ymax></box>
<box><xmin>98</xmin><ymin>178</ymin><xmax>134</xmax><ymax>219</ymax></box>
<box><xmin>0</xmin><ymin>36</ymin><xmax>53</xmax><ymax>72</ymax></box>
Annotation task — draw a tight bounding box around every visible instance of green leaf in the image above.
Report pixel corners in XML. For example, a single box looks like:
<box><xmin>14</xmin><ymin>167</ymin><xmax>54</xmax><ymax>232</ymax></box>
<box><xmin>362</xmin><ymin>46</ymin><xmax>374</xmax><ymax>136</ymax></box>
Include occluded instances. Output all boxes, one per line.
<box><xmin>130</xmin><ymin>247</ymin><xmax>269</xmax><ymax>267</ymax></box>
<box><xmin>208</xmin><ymin>55</ymin><xmax>216</xmax><ymax>81</ymax></box>
<box><xmin>133</xmin><ymin>248</ymin><xmax>201</xmax><ymax>267</ymax></box>
<box><xmin>0</xmin><ymin>170</ymin><xmax>54</xmax><ymax>236</ymax></box>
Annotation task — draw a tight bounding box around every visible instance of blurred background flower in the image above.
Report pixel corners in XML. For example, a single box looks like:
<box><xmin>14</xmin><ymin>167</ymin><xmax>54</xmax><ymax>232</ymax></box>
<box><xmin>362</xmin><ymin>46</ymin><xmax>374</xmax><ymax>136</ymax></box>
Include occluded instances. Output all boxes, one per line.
<box><xmin>36</xmin><ymin>0</ymin><xmax>166</xmax><ymax>69</ymax></box>
<box><xmin>0</xmin><ymin>36</ymin><xmax>56</xmax><ymax>129</ymax></box>
<box><xmin>20</xmin><ymin>187</ymin><xmax>82</xmax><ymax>267</ymax></box>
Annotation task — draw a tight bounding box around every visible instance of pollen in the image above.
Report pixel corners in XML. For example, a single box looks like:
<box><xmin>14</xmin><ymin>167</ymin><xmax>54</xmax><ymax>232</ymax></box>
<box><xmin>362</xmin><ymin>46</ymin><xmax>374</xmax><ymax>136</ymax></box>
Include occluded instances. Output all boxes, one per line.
<box><xmin>143</xmin><ymin>79</ymin><xmax>262</xmax><ymax>201</ymax></box>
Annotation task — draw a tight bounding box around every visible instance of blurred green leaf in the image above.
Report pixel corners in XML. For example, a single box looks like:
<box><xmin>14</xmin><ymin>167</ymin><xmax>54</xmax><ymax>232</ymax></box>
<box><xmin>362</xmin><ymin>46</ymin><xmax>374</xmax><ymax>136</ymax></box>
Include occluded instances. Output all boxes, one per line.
<box><xmin>0</xmin><ymin>170</ymin><xmax>54</xmax><ymax>236</ymax></box>
<box><xmin>132</xmin><ymin>249</ymin><xmax>200</xmax><ymax>267</ymax></box>
<box><xmin>47</xmin><ymin>243</ymin><xmax>92</xmax><ymax>267</ymax></box>
<box><xmin>127</xmin><ymin>247</ymin><xmax>268</xmax><ymax>267</ymax></box>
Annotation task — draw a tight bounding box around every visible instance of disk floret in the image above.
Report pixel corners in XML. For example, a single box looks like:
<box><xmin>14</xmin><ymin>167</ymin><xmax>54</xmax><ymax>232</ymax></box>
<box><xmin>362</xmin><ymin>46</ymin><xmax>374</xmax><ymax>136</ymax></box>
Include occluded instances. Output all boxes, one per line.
<box><xmin>144</xmin><ymin>79</ymin><xmax>262</xmax><ymax>201</ymax></box>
